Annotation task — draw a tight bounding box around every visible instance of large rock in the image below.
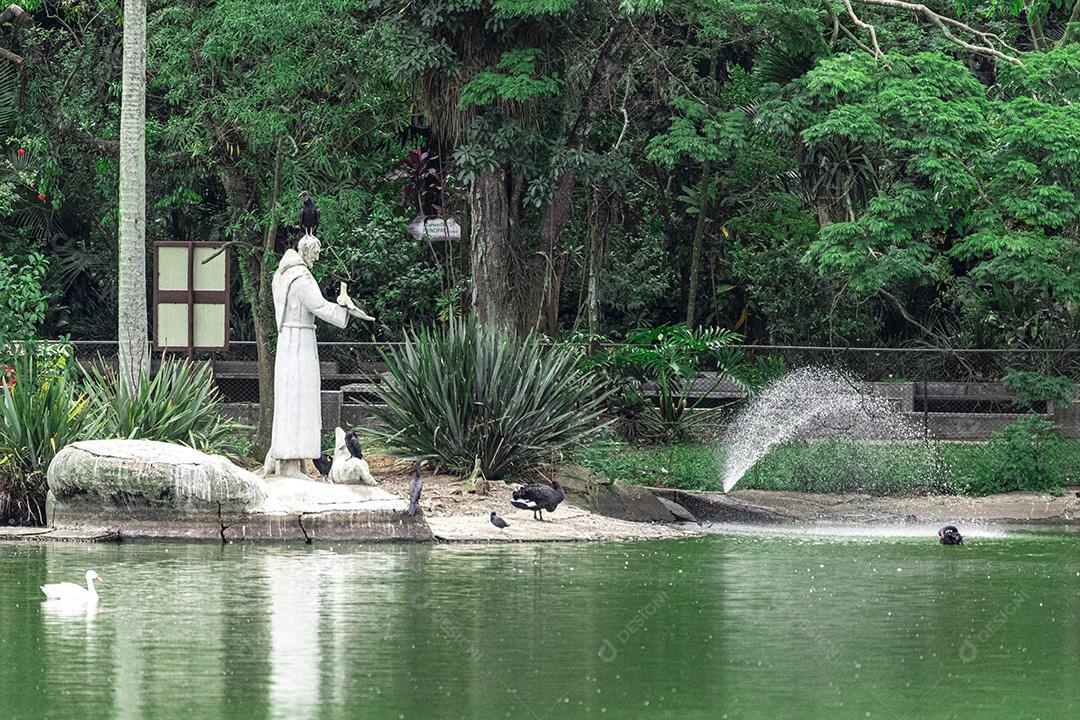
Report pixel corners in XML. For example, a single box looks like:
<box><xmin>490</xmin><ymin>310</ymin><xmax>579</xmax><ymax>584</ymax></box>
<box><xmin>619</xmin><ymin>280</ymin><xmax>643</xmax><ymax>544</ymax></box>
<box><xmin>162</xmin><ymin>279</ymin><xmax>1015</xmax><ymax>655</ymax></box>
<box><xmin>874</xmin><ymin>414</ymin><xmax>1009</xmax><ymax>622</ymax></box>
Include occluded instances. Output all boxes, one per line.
<box><xmin>46</xmin><ymin>440</ymin><xmax>433</xmax><ymax>543</ymax></box>
<box><xmin>47</xmin><ymin>440</ymin><xmax>268</xmax><ymax>529</ymax></box>
<box><xmin>555</xmin><ymin>464</ymin><xmax>677</xmax><ymax>523</ymax></box>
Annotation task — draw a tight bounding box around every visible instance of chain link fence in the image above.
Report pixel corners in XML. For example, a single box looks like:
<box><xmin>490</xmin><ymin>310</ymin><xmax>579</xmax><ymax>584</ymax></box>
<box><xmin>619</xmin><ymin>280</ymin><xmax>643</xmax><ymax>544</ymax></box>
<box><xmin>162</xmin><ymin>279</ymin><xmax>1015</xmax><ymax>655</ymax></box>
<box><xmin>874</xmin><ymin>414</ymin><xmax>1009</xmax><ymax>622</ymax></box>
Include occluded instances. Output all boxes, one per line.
<box><xmin>67</xmin><ymin>341</ymin><xmax>1080</xmax><ymax>440</ymax></box>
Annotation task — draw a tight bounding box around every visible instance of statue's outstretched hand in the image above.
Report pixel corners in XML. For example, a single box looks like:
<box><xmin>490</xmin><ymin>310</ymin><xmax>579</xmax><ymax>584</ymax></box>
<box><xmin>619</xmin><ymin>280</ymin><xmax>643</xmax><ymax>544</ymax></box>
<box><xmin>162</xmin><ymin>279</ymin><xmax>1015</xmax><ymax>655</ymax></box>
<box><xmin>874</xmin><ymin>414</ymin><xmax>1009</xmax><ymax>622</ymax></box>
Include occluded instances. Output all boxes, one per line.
<box><xmin>338</xmin><ymin>282</ymin><xmax>375</xmax><ymax>322</ymax></box>
<box><xmin>347</xmin><ymin>306</ymin><xmax>376</xmax><ymax>322</ymax></box>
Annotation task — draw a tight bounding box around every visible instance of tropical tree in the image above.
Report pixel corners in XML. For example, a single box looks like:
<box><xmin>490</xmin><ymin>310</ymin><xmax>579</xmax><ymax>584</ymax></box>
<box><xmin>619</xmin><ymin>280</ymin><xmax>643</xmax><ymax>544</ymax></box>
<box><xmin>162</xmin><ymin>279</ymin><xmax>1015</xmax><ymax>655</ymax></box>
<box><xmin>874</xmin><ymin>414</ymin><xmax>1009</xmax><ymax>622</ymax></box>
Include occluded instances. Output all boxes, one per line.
<box><xmin>117</xmin><ymin>0</ymin><xmax>148</xmax><ymax>390</ymax></box>
<box><xmin>150</xmin><ymin>0</ymin><xmax>409</xmax><ymax>454</ymax></box>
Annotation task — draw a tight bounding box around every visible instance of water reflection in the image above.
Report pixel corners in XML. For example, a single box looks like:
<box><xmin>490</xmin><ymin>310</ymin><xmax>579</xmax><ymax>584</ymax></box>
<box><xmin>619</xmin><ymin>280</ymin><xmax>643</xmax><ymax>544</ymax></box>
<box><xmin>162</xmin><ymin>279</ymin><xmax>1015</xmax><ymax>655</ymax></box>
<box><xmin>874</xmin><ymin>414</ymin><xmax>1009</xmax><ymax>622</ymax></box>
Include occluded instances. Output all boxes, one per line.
<box><xmin>2</xmin><ymin>535</ymin><xmax>1077</xmax><ymax>719</ymax></box>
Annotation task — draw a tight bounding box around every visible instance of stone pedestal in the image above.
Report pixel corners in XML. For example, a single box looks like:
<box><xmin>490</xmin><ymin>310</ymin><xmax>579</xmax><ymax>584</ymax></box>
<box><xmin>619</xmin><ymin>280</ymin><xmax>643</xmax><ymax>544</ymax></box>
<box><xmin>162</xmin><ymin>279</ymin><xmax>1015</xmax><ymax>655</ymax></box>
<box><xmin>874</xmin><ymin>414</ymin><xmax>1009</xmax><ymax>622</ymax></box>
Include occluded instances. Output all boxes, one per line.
<box><xmin>46</xmin><ymin>439</ymin><xmax>431</xmax><ymax>543</ymax></box>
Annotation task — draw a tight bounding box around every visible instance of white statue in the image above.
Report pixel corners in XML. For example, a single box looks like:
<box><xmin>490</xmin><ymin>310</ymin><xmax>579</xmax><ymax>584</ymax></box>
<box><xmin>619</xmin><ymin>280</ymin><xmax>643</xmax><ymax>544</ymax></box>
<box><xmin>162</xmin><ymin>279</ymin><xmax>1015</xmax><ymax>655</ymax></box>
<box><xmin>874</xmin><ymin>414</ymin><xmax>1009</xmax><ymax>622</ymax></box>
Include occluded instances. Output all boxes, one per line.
<box><xmin>263</xmin><ymin>234</ymin><xmax>374</xmax><ymax>479</ymax></box>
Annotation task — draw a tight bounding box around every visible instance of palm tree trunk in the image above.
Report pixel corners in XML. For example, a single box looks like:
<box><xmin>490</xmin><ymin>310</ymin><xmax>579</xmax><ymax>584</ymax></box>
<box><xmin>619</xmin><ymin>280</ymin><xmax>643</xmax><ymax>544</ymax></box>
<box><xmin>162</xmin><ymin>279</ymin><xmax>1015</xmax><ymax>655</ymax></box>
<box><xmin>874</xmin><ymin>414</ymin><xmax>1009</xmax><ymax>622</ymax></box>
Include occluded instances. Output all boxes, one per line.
<box><xmin>117</xmin><ymin>0</ymin><xmax>148</xmax><ymax>391</ymax></box>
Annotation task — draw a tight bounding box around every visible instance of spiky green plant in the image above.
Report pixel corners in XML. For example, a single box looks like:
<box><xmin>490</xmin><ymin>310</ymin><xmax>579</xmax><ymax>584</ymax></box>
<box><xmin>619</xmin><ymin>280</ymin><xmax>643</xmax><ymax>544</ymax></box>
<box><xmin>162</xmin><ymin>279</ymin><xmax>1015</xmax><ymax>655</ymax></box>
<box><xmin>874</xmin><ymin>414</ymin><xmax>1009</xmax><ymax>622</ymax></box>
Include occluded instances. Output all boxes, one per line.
<box><xmin>0</xmin><ymin>343</ymin><xmax>92</xmax><ymax>524</ymax></box>
<box><xmin>366</xmin><ymin>316</ymin><xmax>609</xmax><ymax>479</ymax></box>
<box><xmin>82</xmin><ymin>356</ymin><xmax>247</xmax><ymax>457</ymax></box>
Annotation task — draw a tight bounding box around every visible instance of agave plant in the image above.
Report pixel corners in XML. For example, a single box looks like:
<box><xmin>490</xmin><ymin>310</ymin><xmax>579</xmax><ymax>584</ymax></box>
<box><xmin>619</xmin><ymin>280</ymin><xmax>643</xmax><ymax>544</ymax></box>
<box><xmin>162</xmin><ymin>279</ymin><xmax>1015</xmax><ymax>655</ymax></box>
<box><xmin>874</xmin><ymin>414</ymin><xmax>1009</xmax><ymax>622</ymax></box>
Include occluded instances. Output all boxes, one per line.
<box><xmin>0</xmin><ymin>342</ymin><xmax>93</xmax><ymax>524</ymax></box>
<box><xmin>366</xmin><ymin>316</ymin><xmax>609</xmax><ymax>479</ymax></box>
<box><xmin>82</xmin><ymin>356</ymin><xmax>247</xmax><ymax>456</ymax></box>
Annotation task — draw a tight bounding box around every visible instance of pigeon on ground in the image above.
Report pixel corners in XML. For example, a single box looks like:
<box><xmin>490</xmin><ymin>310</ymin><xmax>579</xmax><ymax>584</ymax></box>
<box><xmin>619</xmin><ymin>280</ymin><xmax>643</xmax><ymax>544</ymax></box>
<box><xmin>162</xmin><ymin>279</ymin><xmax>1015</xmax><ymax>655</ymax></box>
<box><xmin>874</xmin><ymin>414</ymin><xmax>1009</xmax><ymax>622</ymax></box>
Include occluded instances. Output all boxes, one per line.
<box><xmin>510</xmin><ymin>480</ymin><xmax>565</xmax><ymax>521</ymax></box>
<box><xmin>406</xmin><ymin>461</ymin><xmax>422</xmax><ymax>517</ymax></box>
<box><xmin>489</xmin><ymin>511</ymin><xmax>509</xmax><ymax>529</ymax></box>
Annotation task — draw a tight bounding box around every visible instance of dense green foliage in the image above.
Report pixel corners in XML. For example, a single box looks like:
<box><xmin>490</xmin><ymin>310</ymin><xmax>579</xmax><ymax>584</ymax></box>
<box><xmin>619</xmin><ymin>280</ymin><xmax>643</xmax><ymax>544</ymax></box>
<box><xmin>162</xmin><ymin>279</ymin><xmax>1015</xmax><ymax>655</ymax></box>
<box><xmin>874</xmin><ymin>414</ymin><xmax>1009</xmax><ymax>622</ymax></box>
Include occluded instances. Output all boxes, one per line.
<box><xmin>2</xmin><ymin>0</ymin><xmax>1077</xmax><ymax>347</ymax></box>
<box><xmin>82</xmin><ymin>357</ymin><xmax>247</xmax><ymax>456</ymax></box>
<box><xmin>366</xmin><ymin>315</ymin><xmax>608</xmax><ymax>478</ymax></box>
<box><xmin>582</xmin><ymin>325</ymin><xmax>766</xmax><ymax>441</ymax></box>
<box><xmin>0</xmin><ymin>346</ymin><xmax>246</xmax><ymax>523</ymax></box>
<box><xmin>0</xmin><ymin>343</ymin><xmax>92</xmax><ymax>523</ymax></box>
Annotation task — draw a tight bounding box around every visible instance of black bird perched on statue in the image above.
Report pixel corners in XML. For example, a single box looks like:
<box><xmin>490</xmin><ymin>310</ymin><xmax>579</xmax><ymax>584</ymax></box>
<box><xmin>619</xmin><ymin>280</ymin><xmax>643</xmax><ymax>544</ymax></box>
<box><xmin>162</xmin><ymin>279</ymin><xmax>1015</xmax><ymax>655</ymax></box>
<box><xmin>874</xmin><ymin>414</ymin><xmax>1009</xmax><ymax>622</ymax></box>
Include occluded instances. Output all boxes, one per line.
<box><xmin>489</xmin><ymin>511</ymin><xmax>509</xmax><ymax>529</ymax></box>
<box><xmin>511</xmin><ymin>480</ymin><xmax>565</xmax><ymax>521</ymax></box>
<box><xmin>406</xmin><ymin>461</ymin><xmax>422</xmax><ymax>517</ymax></box>
<box><xmin>344</xmin><ymin>430</ymin><xmax>363</xmax><ymax>460</ymax></box>
<box><xmin>939</xmin><ymin>525</ymin><xmax>963</xmax><ymax>545</ymax></box>
<box><xmin>299</xmin><ymin>190</ymin><xmax>319</xmax><ymax>236</ymax></box>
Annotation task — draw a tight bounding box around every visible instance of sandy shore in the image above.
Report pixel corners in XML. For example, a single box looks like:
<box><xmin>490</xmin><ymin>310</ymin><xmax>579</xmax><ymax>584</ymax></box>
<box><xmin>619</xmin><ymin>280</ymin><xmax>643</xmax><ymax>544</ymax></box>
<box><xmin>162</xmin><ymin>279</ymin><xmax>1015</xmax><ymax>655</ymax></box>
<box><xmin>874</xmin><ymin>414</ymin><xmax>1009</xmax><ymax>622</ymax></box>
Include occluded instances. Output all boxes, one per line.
<box><xmin>8</xmin><ymin>452</ymin><xmax>1078</xmax><ymax>543</ymax></box>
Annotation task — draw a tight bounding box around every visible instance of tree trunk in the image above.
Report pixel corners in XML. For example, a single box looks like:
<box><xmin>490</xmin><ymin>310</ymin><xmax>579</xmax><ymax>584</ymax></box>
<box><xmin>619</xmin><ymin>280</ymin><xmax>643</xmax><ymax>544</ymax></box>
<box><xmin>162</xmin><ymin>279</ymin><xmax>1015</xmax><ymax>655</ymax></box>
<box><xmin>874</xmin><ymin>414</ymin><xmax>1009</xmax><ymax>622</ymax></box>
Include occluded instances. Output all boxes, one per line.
<box><xmin>1027</xmin><ymin>5</ymin><xmax>1048</xmax><ymax>49</ymax></box>
<box><xmin>117</xmin><ymin>0</ymin><xmax>147</xmax><ymax>391</ymax></box>
<box><xmin>469</xmin><ymin>167</ymin><xmax>516</xmax><ymax>332</ymax></box>
<box><xmin>685</xmin><ymin>162</ymin><xmax>712</xmax><ymax>329</ymax></box>
<box><xmin>532</xmin><ymin>21</ymin><xmax>629</xmax><ymax>335</ymax></box>
<box><xmin>585</xmin><ymin>186</ymin><xmax>611</xmax><ymax>335</ymax></box>
<box><xmin>1061</xmin><ymin>0</ymin><xmax>1080</xmax><ymax>45</ymax></box>
<box><xmin>252</xmin><ymin>141</ymin><xmax>283</xmax><ymax>459</ymax></box>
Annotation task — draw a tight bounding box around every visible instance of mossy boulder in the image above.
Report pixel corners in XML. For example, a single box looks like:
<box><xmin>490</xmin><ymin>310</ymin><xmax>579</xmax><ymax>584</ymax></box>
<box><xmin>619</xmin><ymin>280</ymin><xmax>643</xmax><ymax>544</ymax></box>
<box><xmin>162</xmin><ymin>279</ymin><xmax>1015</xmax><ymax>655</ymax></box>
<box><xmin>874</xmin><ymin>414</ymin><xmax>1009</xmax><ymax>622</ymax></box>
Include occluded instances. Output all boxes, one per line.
<box><xmin>555</xmin><ymin>464</ymin><xmax>677</xmax><ymax>523</ymax></box>
<box><xmin>47</xmin><ymin>440</ymin><xmax>267</xmax><ymax>523</ymax></box>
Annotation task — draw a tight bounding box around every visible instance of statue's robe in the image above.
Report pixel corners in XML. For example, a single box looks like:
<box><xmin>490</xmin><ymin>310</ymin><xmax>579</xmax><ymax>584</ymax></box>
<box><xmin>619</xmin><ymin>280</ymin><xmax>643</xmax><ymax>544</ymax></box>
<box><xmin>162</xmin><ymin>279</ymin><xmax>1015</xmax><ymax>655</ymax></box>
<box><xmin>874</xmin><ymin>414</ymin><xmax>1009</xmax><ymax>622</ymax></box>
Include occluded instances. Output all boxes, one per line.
<box><xmin>268</xmin><ymin>248</ymin><xmax>347</xmax><ymax>460</ymax></box>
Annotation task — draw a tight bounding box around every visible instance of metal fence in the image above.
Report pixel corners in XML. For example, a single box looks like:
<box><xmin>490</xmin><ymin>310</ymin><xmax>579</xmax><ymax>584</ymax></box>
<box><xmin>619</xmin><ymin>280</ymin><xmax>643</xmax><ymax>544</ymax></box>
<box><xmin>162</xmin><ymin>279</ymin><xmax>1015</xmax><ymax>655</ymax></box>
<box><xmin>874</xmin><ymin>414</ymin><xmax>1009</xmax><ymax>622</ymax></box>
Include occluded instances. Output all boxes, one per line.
<box><xmin>66</xmin><ymin>341</ymin><xmax>1080</xmax><ymax>437</ymax></box>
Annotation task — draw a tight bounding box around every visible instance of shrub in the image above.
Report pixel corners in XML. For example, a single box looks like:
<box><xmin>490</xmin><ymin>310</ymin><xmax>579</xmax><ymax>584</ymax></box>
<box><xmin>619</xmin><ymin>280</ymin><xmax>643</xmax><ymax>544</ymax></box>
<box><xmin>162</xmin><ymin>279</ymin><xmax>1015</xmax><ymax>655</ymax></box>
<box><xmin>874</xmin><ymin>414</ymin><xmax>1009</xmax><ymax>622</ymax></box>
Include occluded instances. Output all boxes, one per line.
<box><xmin>82</xmin><ymin>356</ymin><xmax>247</xmax><ymax>457</ymax></box>
<box><xmin>366</xmin><ymin>315</ymin><xmax>608</xmax><ymax>479</ymax></box>
<box><xmin>581</xmin><ymin>325</ymin><xmax>755</xmax><ymax>443</ymax></box>
<box><xmin>964</xmin><ymin>416</ymin><xmax>1065</xmax><ymax>495</ymax></box>
<box><xmin>1001</xmin><ymin>370</ymin><xmax>1074</xmax><ymax>410</ymax></box>
<box><xmin>0</xmin><ymin>342</ymin><xmax>92</xmax><ymax>524</ymax></box>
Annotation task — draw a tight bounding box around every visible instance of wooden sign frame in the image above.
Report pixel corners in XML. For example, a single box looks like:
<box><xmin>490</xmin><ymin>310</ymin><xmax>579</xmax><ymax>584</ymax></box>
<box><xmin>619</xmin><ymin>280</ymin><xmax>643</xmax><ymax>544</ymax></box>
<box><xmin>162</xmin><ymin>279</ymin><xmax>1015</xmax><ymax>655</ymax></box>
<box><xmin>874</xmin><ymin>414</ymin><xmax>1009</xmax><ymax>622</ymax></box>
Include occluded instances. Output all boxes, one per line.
<box><xmin>152</xmin><ymin>241</ymin><xmax>231</xmax><ymax>354</ymax></box>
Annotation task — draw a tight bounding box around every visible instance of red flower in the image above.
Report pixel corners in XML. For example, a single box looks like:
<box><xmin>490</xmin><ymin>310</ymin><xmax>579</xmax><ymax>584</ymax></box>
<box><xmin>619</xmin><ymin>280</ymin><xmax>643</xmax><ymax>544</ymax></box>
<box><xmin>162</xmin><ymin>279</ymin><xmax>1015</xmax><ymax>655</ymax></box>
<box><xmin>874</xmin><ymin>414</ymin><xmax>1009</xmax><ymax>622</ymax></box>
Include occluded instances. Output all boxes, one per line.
<box><xmin>17</xmin><ymin>148</ymin><xmax>25</xmax><ymax>156</ymax></box>
<box><xmin>1</xmin><ymin>366</ymin><xmax>14</xmax><ymax>388</ymax></box>
<box><xmin>38</xmin><ymin>193</ymin><xmax>46</xmax><ymax>201</ymax></box>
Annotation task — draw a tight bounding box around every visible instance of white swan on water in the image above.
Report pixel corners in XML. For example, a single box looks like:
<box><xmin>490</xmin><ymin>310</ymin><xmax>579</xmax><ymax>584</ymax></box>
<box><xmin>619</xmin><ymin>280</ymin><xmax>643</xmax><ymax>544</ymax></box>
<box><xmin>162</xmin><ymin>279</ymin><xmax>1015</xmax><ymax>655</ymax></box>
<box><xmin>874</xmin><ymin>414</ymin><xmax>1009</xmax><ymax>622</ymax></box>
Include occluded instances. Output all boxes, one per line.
<box><xmin>41</xmin><ymin>570</ymin><xmax>102</xmax><ymax>603</ymax></box>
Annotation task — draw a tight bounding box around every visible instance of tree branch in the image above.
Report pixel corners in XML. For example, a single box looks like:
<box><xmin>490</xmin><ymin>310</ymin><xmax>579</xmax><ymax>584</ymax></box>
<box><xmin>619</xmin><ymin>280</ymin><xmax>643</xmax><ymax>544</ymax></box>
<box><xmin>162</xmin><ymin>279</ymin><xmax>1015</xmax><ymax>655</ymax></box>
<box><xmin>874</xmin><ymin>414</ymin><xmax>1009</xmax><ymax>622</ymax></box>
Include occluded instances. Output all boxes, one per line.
<box><xmin>855</xmin><ymin>0</ymin><xmax>1024</xmax><ymax>66</ymax></box>
<box><xmin>844</xmin><ymin>0</ymin><xmax>883</xmax><ymax>59</ymax></box>
<box><xmin>0</xmin><ymin>45</ymin><xmax>21</xmax><ymax>64</ymax></box>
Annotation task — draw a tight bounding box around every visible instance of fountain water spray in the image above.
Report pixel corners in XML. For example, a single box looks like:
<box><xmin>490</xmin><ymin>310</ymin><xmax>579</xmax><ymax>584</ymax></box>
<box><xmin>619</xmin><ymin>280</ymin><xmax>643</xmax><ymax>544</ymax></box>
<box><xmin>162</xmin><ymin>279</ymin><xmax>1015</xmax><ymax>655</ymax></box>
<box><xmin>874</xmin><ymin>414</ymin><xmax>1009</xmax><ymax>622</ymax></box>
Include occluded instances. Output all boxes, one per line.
<box><xmin>720</xmin><ymin>367</ymin><xmax>930</xmax><ymax>493</ymax></box>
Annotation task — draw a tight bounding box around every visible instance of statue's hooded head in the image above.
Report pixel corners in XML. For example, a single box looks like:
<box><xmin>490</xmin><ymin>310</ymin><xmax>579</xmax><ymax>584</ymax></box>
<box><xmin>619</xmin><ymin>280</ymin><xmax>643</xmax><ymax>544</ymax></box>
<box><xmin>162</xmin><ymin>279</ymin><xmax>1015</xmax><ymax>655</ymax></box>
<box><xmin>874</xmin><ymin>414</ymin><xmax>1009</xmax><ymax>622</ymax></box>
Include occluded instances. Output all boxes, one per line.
<box><xmin>298</xmin><ymin>234</ymin><xmax>321</xmax><ymax>268</ymax></box>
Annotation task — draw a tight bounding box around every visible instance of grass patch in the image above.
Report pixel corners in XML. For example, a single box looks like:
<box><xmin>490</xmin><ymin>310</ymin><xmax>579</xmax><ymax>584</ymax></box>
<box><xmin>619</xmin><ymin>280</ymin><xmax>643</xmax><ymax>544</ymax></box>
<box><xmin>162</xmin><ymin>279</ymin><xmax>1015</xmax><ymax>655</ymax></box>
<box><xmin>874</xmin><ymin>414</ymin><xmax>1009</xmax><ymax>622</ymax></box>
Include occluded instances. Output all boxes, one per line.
<box><xmin>577</xmin><ymin>420</ymin><xmax>1080</xmax><ymax>497</ymax></box>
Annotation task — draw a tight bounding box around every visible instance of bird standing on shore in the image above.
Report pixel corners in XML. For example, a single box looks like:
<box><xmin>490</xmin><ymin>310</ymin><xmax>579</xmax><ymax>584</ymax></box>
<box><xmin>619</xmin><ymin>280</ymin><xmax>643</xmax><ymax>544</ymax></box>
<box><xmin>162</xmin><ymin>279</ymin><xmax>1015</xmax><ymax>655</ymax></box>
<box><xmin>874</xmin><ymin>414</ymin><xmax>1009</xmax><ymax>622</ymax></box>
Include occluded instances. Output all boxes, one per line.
<box><xmin>511</xmin><ymin>480</ymin><xmax>565</xmax><ymax>521</ymax></box>
<box><xmin>299</xmin><ymin>191</ymin><xmax>319</xmax><ymax>237</ymax></box>
<box><xmin>490</xmin><ymin>511</ymin><xmax>509</xmax><ymax>529</ymax></box>
<box><xmin>312</xmin><ymin>454</ymin><xmax>332</xmax><ymax>477</ymax></box>
<box><xmin>406</xmin><ymin>461</ymin><xmax>423</xmax><ymax>516</ymax></box>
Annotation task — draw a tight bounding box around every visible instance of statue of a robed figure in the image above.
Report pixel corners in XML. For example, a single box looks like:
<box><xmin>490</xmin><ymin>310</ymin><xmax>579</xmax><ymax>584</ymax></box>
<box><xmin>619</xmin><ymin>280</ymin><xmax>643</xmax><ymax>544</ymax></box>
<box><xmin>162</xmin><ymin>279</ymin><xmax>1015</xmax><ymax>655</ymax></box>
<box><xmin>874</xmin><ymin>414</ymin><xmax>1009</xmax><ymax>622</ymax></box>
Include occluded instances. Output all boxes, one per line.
<box><xmin>262</xmin><ymin>233</ymin><xmax>373</xmax><ymax>479</ymax></box>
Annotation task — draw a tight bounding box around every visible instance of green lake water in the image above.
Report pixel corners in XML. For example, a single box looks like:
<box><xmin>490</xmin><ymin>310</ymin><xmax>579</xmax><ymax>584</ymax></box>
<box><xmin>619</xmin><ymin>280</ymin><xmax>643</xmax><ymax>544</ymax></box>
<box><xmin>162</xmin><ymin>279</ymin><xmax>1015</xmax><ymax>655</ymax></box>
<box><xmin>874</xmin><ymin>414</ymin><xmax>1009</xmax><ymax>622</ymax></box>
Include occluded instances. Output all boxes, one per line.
<box><xmin>1</xmin><ymin>531</ymin><xmax>1078</xmax><ymax>719</ymax></box>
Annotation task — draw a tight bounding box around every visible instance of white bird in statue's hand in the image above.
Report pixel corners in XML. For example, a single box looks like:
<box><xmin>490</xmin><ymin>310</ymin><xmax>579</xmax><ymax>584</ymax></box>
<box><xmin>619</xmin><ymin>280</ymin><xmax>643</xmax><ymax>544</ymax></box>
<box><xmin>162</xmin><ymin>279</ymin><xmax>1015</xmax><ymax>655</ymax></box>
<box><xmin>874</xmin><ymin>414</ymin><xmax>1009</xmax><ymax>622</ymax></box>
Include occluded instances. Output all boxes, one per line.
<box><xmin>337</xmin><ymin>282</ymin><xmax>375</xmax><ymax>322</ymax></box>
<box><xmin>41</xmin><ymin>570</ymin><xmax>102</xmax><ymax>603</ymax></box>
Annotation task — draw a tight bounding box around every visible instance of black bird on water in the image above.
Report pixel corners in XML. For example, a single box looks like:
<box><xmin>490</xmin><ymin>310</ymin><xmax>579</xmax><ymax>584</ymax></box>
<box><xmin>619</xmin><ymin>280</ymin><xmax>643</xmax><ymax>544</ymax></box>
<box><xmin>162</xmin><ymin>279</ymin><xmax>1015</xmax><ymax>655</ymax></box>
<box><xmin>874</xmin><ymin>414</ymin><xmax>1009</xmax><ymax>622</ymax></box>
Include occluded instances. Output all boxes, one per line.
<box><xmin>406</xmin><ymin>461</ymin><xmax>422</xmax><ymax>517</ymax></box>
<box><xmin>489</xmin><ymin>511</ymin><xmax>509</xmax><ymax>529</ymax></box>
<box><xmin>511</xmin><ymin>480</ymin><xmax>565</xmax><ymax>521</ymax></box>
<box><xmin>939</xmin><ymin>525</ymin><xmax>963</xmax><ymax>545</ymax></box>
<box><xmin>312</xmin><ymin>454</ymin><xmax>332</xmax><ymax>477</ymax></box>
<box><xmin>344</xmin><ymin>430</ymin><xmax>364</xmax><ymax>460</ymax></box>
<box><xmin>299</xmin><ymin>190</ymin><xmax>320</xmax><ymax>236</ymax></box>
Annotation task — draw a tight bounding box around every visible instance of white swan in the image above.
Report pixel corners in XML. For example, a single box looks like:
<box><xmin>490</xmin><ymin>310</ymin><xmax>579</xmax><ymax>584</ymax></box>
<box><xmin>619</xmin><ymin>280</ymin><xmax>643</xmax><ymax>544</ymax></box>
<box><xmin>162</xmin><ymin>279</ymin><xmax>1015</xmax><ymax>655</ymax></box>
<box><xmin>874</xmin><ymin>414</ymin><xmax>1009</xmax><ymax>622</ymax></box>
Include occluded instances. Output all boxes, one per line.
<box><xmin>41</xmin><ymin>570</ymin><xmax>102</xmax><ymax>603</ymax></box>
